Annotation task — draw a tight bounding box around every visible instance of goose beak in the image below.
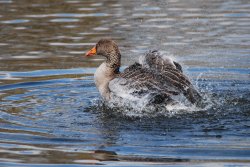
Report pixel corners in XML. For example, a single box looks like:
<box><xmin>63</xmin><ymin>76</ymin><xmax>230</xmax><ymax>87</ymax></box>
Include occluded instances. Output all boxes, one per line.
<box><xmin>85</xmin><ymin>46</ymin><xmax>97</xmax><ymax>56</ymax></box>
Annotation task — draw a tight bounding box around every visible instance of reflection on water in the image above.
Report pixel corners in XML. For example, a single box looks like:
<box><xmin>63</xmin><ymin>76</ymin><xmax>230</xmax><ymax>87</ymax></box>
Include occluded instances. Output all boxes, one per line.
<box><xmin>0</xmin><ymin>0</ymin><xmax>250</xmax><ymax>166</ymax></box>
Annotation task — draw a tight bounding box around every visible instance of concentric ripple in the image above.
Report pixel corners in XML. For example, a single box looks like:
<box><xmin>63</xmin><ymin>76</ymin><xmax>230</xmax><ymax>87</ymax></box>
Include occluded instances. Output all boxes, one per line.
<box><xmin>0</xmin><ymin>0</ymin><xmax>250</xmax><ymax>166</ymax></box>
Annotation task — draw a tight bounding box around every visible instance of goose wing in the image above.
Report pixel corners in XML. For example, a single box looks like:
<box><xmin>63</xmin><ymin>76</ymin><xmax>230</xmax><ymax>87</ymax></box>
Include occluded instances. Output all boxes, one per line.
<box><xmin>109</xmin><ymin>61</ymin><xmax>200</xmax><ymax>104</ymax></box>
<box><xmin>139</xmin><ymin>50</ymin><xmax>183</xmax><ymax>72</ymax></box>
<box><xmin>109</xmin><ymin>63</ymin><xmax>177</xmax><ymax>104</ymax></box>
<box><xmin>141</xmin><ymin>50</ymin><xmax>201</xmax><ymax>104</ymax></box>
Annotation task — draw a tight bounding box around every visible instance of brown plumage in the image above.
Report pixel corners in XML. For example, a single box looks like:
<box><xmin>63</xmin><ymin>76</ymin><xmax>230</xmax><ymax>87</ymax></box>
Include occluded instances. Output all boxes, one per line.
<box><xmin>85</xmin><ymin>39</ymin><xmax>201</xmax><ymax>105</ymax></box>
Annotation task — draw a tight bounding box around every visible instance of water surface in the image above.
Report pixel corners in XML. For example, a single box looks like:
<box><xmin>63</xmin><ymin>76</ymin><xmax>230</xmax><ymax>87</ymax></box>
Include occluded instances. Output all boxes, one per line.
<box><xmin>0</xmin><ymin>0</ymin><xmax>250</xmax><ymax>166</ymax></box>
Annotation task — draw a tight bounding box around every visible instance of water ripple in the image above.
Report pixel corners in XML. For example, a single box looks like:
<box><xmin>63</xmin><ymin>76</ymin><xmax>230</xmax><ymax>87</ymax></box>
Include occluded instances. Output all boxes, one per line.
<box><xmin>25</xmin><ymin>13</ymin><xmax>110</xmax><ymax>18</ymax></box>
<box><xmin>0</xmin><ymin>0</ymin><xmax>12</xmax><ymax>3</ymax></box>
<box><xmin>50</xmin><ymin>18</ymin><xmax>79</xmax><ymax>23</ymax></box>
<box><xmin>49</xmin><ymin>42</ymin><xmax>95</xmax><ymax>46</ymax></box>
<box><xmin>1</xmin><ymin>19</ymin><xmax>29</xmax><ymax>24</ymax></box>
<box><xmin>0</xmin><ymin>0</ymin><xmax>250</xmax><ymax>165</ymax></box>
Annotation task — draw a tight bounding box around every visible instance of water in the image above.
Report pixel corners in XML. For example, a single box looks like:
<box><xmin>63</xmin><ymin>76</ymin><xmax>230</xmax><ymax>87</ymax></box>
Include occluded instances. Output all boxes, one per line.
<box><xmin>0</xmin><ymin>0</ymin><xmax>250</xmax><ymax>166</ymax></box>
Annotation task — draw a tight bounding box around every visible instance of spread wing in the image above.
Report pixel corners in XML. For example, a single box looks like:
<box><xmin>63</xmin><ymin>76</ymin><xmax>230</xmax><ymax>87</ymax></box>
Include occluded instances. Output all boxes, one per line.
<box><xmin>109</xmin><ymin>51</ymin><xmax>201</xmax><ymax>104</ymax></box>
<box><xmin>141</xmin><ymin>50</ymin><xmax>201</xmax><ymax>104</ymax></box>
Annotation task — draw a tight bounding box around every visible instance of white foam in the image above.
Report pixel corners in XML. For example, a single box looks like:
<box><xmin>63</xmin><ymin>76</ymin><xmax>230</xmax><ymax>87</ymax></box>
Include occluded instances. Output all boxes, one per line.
<box><xmin>91</xmin><ymin>82</ymin><xmax>214</xmax><ymax>118</ymax></box>
<box><xmin>102</xmin><ymin>91</ymin><xmax>213</xmax><ymax>118</ymax></box>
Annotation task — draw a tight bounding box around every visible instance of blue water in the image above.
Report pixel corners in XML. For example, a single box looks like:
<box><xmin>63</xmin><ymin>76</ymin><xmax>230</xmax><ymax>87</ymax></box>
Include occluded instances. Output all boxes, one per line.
<box><xmin>0</xmin><ymin>0</ymin><xmax>250</xmax><ymax>166</ymax></box>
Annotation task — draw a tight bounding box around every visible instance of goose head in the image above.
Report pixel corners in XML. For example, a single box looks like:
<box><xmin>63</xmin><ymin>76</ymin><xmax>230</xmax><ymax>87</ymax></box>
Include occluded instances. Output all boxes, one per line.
<box><xmin>85</xmin><ymin>39</ymin><xmax>121</xmax><ymax>69</ymax></box>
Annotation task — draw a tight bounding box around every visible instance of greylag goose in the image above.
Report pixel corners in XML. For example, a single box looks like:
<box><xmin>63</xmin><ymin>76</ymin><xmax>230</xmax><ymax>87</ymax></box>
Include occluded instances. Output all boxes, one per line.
<box><xmin>85</xmin><ymin>39</ymin><xmax>201</xmax><ymax>105</ymax></box>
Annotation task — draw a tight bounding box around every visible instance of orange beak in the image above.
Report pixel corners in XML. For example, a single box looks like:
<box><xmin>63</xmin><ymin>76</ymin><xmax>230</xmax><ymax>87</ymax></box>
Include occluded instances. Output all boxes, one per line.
<box><xmin>85</xmin><ymin>46</ymin><xmax>97</xmax><ymax>57</ymax></box>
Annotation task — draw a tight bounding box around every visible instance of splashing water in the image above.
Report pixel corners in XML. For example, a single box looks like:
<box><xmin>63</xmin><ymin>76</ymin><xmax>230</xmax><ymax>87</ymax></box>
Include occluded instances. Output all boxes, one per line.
<box><xmin>91</xmin><ymin>82</ymin><xmax>215</xmax><ymax>118</ymax></box>
<box><xmin>91</xmin><ymin>52</ymin><xmax>214</xmax><ymax>118</ymax></box>
<box><xmin>0</xmin><ymin>0</ymin><xmax>250</xmax><ymax>165</ymax></box>
<box><xmin>92</xmin><ymin>75</ymin><xmax>249</xmax><ymax>119</ymax></box>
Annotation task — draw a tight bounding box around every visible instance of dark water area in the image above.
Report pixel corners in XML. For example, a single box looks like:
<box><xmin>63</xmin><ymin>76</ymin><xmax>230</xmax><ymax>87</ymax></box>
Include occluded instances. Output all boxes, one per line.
<box><xmin>0</xmin><ymin>0</ymin><xmax>250</xmax><ymax>166</ymax></box>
